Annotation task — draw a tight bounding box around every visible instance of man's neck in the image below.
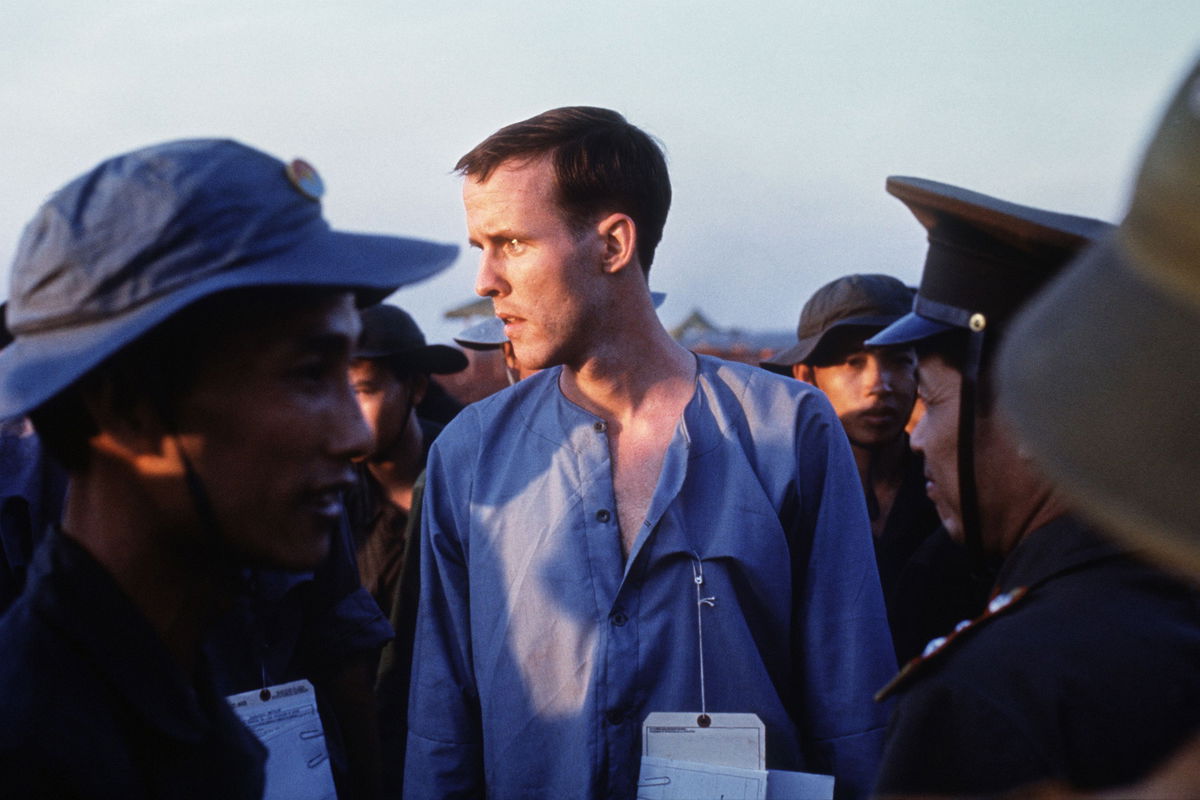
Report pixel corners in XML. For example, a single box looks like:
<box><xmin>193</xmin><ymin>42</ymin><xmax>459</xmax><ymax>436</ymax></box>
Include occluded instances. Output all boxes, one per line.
<box><xmin>851</xmin><ymin>434</ymin><xmax>910</xmax><ymax>537</ymax></box>
<box><xmin>558</xmin><ymin>319</ymin><xmax>696</xmax><ymax>424</ymax></box>
<box><xmin>850</xmin><ymin>433</ymin><xmax>908</xmax><ymax>490</ymax></box>
<box><xmin>366</xmin><ymin>420</ymin><xmax>426</xmax><ymax>512</ymax></box>
<box><xmin>63</xmin><ymin>464</ymin><xmax>227</xmax><ymax>674</ymax></box>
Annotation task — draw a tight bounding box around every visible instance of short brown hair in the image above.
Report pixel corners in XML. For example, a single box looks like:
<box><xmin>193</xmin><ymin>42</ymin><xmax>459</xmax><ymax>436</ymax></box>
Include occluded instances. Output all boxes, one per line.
<box><xmin>455</xmin><ymin>106</ymin><xmax>671</xmax><ymax>274</ymax></box>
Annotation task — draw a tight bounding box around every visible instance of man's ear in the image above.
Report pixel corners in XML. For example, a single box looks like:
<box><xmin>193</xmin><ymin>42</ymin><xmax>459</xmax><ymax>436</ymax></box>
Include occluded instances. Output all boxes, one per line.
<box><xmin>596</xmin><ymin>213</ymin><xmax>637</xmax><ymax>275</ymax></box>
<box><xmin>80</xmin><ymin>373</ymin><xmax>170</xmax><ymax>460</ymax></box>
<box><xmin>792</xmin><ymin>363</ymin><xmax>818</xmax><ymax>387</ymax></box>
<box><xmin>406</xmin><ymin>373</ymin><xmax>430</xmax><ymax>407</ymax></box>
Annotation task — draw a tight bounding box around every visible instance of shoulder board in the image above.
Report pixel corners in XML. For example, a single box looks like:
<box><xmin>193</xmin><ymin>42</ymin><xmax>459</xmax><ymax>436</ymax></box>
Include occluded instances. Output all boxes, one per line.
<box><xmin>875</xmin><ymin>586</ymin><xmax>1029</xmax><ymax>702</ymax></box>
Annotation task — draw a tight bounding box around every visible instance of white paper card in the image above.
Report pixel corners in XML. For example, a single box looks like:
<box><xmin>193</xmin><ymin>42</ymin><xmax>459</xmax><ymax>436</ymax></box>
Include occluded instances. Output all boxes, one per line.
<box><xmin>637</xmin><ymin>756</ymin><xmax>767</xmax><ymax>800</ymax></box>
<box><xmin>642</xmin><ymin>712</ymin><xmax>766</xmax><ymax>770</ymax></box>
<box><xmin>227</xmin><ymin>679</ymin><xmax>337</xmax><ymax>800</ymax></box>
<box><xmin>766</xmin><ymin>768</ymin><xmax>835</xmax><ymax>800</ymax></box>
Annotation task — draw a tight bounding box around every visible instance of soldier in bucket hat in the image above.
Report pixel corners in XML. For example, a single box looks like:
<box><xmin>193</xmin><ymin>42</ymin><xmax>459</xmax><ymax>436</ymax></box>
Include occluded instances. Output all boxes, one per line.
<box><xmin>866</xmin><ymin>172</ymin><xmax>1200</xmax><ymax>795</ymax></box>
<box><xmin>995</xmin><ymin>57</ymin><xmax>1200</xmax><ymax>798</ymax></box>
<box><xmin>0</xmin><ymin>139</ymin><xmax>456</xmax><ymax>797</ymax></box>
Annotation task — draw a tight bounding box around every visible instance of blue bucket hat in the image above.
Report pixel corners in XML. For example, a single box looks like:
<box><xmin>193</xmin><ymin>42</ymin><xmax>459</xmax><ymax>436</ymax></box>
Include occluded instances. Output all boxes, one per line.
<box><xmin>0</xmin><ymin>138</ymin><xmax>459</xmax><ymax>419</ymax></box>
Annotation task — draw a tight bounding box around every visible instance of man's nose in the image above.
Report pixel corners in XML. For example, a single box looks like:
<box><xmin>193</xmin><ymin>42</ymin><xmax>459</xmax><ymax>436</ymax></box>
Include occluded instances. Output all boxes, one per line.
<box><xmin>910</xmin><ymin>413</ymin><xmax>928</xmax><ymax>454</ymax></box>
<box><xmin>866</xmin><ymin>356</ymin><xmax>892</xmax><ymax>394</ymax></box>
<box><xmin>332</xmin><ymin>381</ymin><xmax>374</xmax><ymax>461</ymax></box>
<box><xmin>475</xmin><ymin>251</ymin><xmax>508</xmax><ymax>298</ymax></box>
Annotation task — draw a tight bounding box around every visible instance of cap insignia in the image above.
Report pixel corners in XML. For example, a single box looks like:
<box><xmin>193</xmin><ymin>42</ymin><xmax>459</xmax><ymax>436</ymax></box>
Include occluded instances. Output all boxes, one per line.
<box><xmin>285</xmin><ymin>158</ymin><xmax>325</xmax><ymax>201</ymax></box>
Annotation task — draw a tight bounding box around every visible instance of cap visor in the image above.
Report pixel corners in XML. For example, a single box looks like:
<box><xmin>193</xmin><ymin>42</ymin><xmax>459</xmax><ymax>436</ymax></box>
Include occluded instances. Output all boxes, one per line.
<box><xmin>0</xmin><ymin>228</ymin><xmax>458</xmax><ymax>418</ymax></box>
<box><xmin>865</xmin><ymin>312</ymin><xmax>955</xmax><ymax>347</ymax></box>
<box><xmin>998</xmin><ymin>232</ymin><xmax>1200</xmax><ymax>575</ymax></box>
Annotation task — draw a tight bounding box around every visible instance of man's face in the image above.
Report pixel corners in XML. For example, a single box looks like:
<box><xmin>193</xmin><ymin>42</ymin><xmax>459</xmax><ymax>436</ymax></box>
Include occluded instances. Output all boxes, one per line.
<box><xmin>348</xmin><ymin>358</ymin><xmax>421</xmax><ymax>462</ymax></box>
<box><xmin>463</xmin><ymin>156</ymin><xmax>604</xmax><ymax>371</ymax></box>
<box><xmin>911</xmin><ymin>352</ymin><xmax>1033</xmax><ymax>556</ymax></box>
<box><xmin>910</xmin><ymin>354</ymin><xmax>963</xmax><ymax>538</ymax></box>
<box><xmin>795</xmin><ymin>339</ymin><xmax>917</xmax><ymax>448</ymax></box>
<box><xmin>172</xmin><ymin>292</ymin><xmax>370</xmax><ymax>571</ymax></box>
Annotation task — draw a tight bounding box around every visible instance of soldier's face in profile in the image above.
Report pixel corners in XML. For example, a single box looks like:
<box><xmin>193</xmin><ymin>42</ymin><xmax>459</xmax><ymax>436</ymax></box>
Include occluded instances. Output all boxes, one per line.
<box><xmin>912</xmin><ymin>352</ymin><xmax>1042</xmax><ymax>557</ymax></box>
<box><xmin>169</xmin><ymin>292</ymin><xmax>371</xmax><ymax>571</ymax></box>
<box><xmin>911</xmin><ymin>354</ymin><xmax>963</xmax><ymax>538</ymax></box>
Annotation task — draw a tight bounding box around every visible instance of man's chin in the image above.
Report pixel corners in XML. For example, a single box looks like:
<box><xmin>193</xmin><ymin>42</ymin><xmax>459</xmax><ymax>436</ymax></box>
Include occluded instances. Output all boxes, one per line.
<box><xmin>846</xmin><ymin>427</ymin><xmax>906</xmax><ymax>449</ymax></box>
<box><xmin>247</xmin><ymin>527</ymin><xmax>333</xmax><ymax>573</ymax></box>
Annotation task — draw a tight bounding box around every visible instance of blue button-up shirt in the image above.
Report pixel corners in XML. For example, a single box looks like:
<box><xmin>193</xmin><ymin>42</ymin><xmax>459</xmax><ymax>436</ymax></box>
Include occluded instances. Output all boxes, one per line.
<box><xmin>405</xmin><ymin>355</ymin><xmax>895</xmax><ymax>799</ymax></box>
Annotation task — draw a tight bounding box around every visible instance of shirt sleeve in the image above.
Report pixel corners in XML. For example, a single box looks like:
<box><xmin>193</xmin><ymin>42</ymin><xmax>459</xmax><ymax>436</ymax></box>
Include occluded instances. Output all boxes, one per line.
<box><xmin>790</xmin><ymin>390</ymin><xmax>898</xmax><ymax>800</ymax></box>
<box><xmin>403</xmin><ymin>419</ymin><xmax>485</xmax><ymax>800</ymax></box>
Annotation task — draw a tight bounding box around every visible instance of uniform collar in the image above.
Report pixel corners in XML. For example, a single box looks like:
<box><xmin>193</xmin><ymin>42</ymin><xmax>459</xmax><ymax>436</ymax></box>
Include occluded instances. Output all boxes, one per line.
<box><xmin>994</xmin><ymin>515</ymin><xmax>1125</xmax><ymax>593</ymax></box>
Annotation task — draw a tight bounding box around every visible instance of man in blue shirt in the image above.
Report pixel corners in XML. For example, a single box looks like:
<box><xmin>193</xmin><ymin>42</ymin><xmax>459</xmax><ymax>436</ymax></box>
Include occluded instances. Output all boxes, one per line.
<box><xmin>404</xmin><ymin>107</ymin><xmax>895</xmax><ymax>799</ymax></box>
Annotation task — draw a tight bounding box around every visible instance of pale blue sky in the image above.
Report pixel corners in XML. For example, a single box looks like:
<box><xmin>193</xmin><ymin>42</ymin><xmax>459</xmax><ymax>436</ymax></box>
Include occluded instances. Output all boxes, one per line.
<box><xmin>2</xmin><ymin>2</ymin><xmax>1198</xmax><ymax>343</ymax></box>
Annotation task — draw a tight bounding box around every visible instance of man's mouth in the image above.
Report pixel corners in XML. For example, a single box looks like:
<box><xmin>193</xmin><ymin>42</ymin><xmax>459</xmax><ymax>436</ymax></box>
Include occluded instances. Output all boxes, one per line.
<box><xmin>859</xmin><ymin>405</ymin><xmax>900</xmax><ymax>423</ymax></box>
<box><xmin>497</xmin><ymin>313</ymin><xmax>524</xmax><ymax>335</ymax></box>
<box><xmin>302</xmin><ymin>478</ymin><xmax>353</xmax><ymax>520</ymax></box>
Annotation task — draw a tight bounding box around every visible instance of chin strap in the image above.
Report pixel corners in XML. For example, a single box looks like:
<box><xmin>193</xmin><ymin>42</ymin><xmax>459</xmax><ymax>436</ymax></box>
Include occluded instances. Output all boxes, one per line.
<box><xmin>151</xmin><ymin>388</ymin><xmax>245</xmax><ymax>581</ymax></box>
<box><xmin>958</xmin><ymin>322</ymin><xmax>988</xmax><ymax>581</ymax></box>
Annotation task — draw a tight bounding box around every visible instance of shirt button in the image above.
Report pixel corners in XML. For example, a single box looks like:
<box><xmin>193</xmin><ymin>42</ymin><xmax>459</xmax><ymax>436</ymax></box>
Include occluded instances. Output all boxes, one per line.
<box><xmin>605</xmin><ymin>709</ymin><xmax>623</xmax><ymax>725</ymax></box>
<box><xmin>593</xmin><ymin>421</ymin><xmax>607</xmax><ymax>432</ymax></box>
<box><xmin>596</xmin><ymin>509</ymin><xmax>611</xmax><ymax>523</ymax></box>
<box><xmin>611</xmin><ymin>610</ymin><xmax>628</xmax><ymax>627</ymax></box>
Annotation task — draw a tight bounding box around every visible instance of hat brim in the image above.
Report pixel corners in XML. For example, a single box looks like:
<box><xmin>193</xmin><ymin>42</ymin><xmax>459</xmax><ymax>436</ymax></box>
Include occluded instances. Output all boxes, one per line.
<box><xmin>761</xmin><ymin>315</ymin><xmax>907</xmax><ymax>372</ymax></box>
<box><xmin>356</xmin><ymin>343</ymin><xmax>469</xmax><ymax>375</ymax></box>
<box><xmin>997</xmin><ymin>230</ymin><xmax>1200</xmax><ymax>575</ymax></box>
<box><xmin>454</xmin><ymin>316</ymin><xmax>507</xmax><ymax>350</ymax></box>
<box><xmin>0</xmin><ymin>228</ymin><xmax>458</xmax><ymax>418</ymax></box>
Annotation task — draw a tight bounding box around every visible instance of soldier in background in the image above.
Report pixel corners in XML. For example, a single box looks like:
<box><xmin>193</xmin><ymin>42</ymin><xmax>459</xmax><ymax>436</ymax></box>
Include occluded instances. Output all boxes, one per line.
<box><xmin>343</xmin><ymin>303</ymin><xmax>468</xmax><ymax>797</ymax></box>
<box><xmin>865</xmin><ymin>175</ymin><xmax>1200</xmax><ymax>795</ymax></box>
<box><xmin>347</xmin><ymin>304</ymin><xmax>467</xmax><ymax>617</ymax></box>
<box><xmin>763</xmin><ymin>274</ymin><xmax>984</xmax><ymax>662</ymax></box>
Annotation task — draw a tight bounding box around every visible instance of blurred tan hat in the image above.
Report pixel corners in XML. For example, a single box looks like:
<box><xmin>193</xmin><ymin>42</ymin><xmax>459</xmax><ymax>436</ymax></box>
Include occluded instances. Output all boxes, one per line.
<box><xmin>998</xmin><ymin>57</ymin><xmax>1200</xmax><ymax>576</ymax></box>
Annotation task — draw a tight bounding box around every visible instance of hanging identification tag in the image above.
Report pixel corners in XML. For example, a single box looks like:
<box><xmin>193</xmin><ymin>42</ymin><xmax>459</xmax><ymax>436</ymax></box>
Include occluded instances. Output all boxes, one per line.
<box><xmin>642</xmin><ymin>711</ymin><xmax>765</xmax><ymax>769</ymax></box>
<box><xmin>227</xmin><ymin>679</ymin><xmax>337</xmax><ymax>800</ymax></box>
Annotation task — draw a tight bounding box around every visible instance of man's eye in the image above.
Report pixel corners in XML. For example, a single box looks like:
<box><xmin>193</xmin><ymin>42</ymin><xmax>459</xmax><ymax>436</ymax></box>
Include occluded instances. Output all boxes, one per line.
<box><xmin>503</xmin><ymin>237</ymin><xmax>524</xmax><ymax>255</ymax></box>
<box><xmin>293</xmin><ymin>360</ymin><xmax>339</xmax><ymax>386</ymax></box>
